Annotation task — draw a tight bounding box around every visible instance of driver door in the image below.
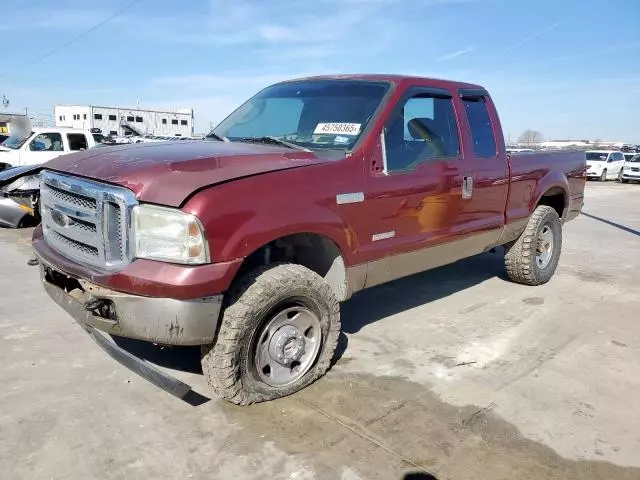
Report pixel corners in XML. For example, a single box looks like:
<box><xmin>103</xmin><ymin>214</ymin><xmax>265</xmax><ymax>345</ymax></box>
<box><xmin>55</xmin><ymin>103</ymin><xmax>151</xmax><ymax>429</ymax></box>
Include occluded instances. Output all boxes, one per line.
<box><xmin>360</xmin><ymin>87</ymin><xmax>466</xmax><ymax>287</ymax></box>
<box><xmin>20</xmin><ymin>132</ymin><xmax>66</xmax><ymax>166</ymax></box>
<box><xmin>611</xmin><ymin>152</ymin><xmax>625</xmax><ymax>176</ymax></box>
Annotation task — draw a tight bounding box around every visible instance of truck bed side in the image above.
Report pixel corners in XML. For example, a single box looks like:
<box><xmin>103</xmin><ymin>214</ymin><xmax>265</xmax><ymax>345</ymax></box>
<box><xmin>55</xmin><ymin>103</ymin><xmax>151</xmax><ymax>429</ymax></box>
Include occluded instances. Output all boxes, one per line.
<box><xmin>506</xmin><ymin>150</ymin><xmax>586</xmax><ymax>229</ymax></box>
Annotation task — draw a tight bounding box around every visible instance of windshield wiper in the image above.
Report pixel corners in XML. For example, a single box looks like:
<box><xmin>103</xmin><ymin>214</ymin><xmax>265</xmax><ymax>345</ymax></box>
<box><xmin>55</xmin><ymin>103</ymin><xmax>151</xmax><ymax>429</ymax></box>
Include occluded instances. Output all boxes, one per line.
<box><xmin>237</xmin><ymin>136</ymin><xmax>311</xmax><ymax>152</ymax></box>
<box><xmin>205</xmin><ymin>132</ymin><xmax>230</xmax><ymax>142</ymax></box>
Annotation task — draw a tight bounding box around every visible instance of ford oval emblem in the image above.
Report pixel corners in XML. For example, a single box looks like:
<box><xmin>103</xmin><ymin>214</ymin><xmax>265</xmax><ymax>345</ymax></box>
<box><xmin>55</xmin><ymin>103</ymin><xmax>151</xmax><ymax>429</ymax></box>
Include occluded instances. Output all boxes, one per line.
<box><xmin>51</xmin><ymin>209</ymin><xmax>71</xmax><ymax>228</ymax></box>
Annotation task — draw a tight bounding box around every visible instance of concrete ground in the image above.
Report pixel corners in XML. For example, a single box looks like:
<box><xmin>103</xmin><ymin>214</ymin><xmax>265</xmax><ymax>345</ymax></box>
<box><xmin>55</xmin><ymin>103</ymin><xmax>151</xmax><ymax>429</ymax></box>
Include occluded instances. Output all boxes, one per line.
<box><xmin>1</xmin><ymin>182</ymin><xmax>639</xmax><ymax>480</ymax></box>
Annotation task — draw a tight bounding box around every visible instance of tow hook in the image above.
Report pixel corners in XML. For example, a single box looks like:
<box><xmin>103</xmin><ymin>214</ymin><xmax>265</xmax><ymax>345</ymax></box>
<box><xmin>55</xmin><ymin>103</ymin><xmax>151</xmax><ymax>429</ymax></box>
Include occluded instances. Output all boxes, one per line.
<box><xmin>84</xmin><ymin>297</ymin><xmax>116</xmax><ymax>321</ymax></box>
<box><xmin>84</xmin><ymin>297</ymin><xmax>104</xmax><ymax>311</ymax></box>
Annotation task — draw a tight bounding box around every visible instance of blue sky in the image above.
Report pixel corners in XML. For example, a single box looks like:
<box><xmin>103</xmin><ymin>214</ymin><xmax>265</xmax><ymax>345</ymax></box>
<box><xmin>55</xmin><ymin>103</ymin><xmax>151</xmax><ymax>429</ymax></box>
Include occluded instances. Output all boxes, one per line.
<box><xmin>2</xmin><ymin>0</ymin><xmax>639</xmax><ymax>142</ymax></box>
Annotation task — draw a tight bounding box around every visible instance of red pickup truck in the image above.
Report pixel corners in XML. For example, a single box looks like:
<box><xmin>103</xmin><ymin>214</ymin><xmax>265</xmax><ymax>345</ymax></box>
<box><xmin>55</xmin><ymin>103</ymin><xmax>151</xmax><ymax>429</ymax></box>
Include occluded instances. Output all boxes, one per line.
<box><xmin>21</xmin><ymin>75</ymin><xmax>585</xmax><ymax>404</ymax></box>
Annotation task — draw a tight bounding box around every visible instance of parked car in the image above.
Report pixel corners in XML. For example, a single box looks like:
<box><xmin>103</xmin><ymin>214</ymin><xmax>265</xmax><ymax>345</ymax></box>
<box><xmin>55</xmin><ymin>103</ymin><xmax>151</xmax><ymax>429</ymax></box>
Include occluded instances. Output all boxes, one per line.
<box><xmin>620</xmin><ymin>153</ymin><xmax>640</xmax><ymax>183</ymax></box>
<box><xmin>3</xmin><ymin>74</ymin><xmax>586</xmax><ymax>404</ymax></box>
<box><xmin>585</xmin><ymin>150</ymin><xmax>625</xmax><ymax>181</ymax></box>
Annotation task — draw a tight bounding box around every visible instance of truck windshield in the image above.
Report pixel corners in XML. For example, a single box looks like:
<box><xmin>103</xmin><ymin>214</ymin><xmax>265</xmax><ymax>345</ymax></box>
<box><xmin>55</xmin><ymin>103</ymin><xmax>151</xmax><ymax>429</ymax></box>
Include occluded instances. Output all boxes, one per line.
<box><xmin>585</xmin><ymin>152</ymin><xmax>609</xmax><ymax>161</ymax></box>
<box><xmin>211</xmin><ymin>80</ymin><xmax>390</xmax><ymax>151</ymax></box>
<box><xmin>1</xmin><ymin>133</ymin><xmax>31</xmax><ymax>150</ymax></box>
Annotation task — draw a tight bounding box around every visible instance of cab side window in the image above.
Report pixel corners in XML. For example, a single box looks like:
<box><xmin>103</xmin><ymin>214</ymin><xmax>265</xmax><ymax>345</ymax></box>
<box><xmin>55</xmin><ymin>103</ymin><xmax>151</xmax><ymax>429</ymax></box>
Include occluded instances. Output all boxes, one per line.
<box><xmin>29</xmin><ymin>133</ymin><xmax>64</xmax><ymax>152</ymax></box>
<box><xmin>462</xmin><ymin>97</ymin><xmax>496</xmax><ymax>158</ymax></box>
<box><xmin>67</xmin><ymin>133</ymin><xmax>89</xmax><ymax>151</ymax></box>
<box><xmin>384</xmin><ymin>93</ymin><xmax>460</xmax><ymax>172</ymax></box>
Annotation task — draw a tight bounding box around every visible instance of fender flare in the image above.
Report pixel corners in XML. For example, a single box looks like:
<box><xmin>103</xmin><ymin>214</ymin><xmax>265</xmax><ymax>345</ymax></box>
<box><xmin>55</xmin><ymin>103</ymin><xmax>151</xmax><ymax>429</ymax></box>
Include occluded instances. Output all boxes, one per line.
<box><xmin>218</xmin><ymin>203</ymin><xmax>356</xmax><ymax>265</ymax></box>
<box><xmin>530</xmin><ymin>170</ymin><xmax>570</xmax><ymax>217</ymax></box>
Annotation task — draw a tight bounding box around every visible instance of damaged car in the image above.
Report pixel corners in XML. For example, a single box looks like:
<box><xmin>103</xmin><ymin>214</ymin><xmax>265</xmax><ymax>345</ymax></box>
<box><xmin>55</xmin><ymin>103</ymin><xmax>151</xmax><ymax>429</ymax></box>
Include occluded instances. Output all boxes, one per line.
<box><xmin>0</xmin><ymin>165</ymin><xmax>42</xmax><ymax>228</ymax></box>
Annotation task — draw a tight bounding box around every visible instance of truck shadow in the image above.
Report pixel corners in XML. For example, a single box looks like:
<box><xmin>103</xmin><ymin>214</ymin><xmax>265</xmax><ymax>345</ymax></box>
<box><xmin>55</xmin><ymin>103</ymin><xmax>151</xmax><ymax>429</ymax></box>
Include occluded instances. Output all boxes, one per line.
<box><xmin>341</xmin><ymin>249</ymin><xmax>506</xmax><ymax>334</ymax></box>
<box><xmin>112</xmin><ymin>250</ymin><xmax>506</xmax><ymax>376</ymax></box>
<box><xmin>581</xmin><ymin>211</ymin><xmax>640</xmax><ymax>237</ymax></box>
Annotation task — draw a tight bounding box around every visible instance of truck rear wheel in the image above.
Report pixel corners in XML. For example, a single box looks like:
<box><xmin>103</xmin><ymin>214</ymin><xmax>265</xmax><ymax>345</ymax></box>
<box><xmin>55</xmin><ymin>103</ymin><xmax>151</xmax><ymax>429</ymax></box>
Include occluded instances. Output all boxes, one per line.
<box><xmin>201</xmin><ymin>264</ymin><xmax>340</xmax><ymax>405</ymax></box>
<box><xmin>504</xmin><ymin>205</ymin><xmax>562</xmax><ymax>286</ymax></box>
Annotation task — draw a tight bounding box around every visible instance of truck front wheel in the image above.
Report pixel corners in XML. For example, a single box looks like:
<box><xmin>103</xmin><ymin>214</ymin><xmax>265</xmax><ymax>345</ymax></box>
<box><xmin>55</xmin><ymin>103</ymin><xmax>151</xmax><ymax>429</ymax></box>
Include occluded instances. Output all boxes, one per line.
<box><xmin>504</xmin><ymin>205</ymin><xmax>562</xmax><ymax>286</ymax></box>
<box><xmin>201</xmin><ymin>264</ymin><xmax>340</xmax><ymax>405</ymax></box>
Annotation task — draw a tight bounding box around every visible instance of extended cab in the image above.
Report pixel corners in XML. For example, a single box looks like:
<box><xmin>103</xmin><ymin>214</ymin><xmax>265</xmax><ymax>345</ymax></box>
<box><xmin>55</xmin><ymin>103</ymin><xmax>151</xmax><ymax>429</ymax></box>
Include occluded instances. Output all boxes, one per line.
<box><xmin>24</xmin><ymin>75</ymin><xmax>585</xmax><ymax>404</ymax></box>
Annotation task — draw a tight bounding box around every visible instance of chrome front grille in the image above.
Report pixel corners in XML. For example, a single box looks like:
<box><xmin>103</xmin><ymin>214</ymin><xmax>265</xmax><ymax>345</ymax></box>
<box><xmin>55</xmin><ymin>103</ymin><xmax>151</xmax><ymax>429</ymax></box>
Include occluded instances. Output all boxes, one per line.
<box><xmin>40</xmin><ymin>170</ymin><xmax>137</xmax><ymax>270</ymax></box>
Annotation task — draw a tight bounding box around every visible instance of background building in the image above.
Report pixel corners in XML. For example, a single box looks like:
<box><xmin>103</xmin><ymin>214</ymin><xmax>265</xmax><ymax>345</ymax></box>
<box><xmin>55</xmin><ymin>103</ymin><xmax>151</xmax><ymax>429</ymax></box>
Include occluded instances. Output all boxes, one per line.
<box><xmin>54</xmin><ymin>105</ymin><xmax>194</xmax><ymax>137</ymax></box>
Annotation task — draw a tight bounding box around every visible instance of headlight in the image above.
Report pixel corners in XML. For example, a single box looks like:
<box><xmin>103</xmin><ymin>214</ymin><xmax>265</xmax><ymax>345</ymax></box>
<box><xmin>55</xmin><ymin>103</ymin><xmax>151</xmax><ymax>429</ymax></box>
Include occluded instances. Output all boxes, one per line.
<box><xmin>132</xmin><ymin>204</ymin><xmax>209</xmax><ymax>264</ymax></box>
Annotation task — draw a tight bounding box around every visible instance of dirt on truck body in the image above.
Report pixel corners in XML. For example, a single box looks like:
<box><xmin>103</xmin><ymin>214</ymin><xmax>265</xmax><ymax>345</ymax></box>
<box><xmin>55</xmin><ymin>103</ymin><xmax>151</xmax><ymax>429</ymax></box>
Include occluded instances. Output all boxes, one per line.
<box><xmin>6</xmin><ymin>74</ymin><xmax>585</xmax><ymax>404</ymax></box>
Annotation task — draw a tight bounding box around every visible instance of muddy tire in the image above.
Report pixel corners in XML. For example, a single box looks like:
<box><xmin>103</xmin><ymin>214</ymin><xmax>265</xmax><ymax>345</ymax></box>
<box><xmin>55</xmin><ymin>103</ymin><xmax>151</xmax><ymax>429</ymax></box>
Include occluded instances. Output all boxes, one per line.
<box><xmin>201</xmin><ymin>263</ymin><xmax>340</xmax><ymax>405</ymax></box>
<box><xmin>504</xmin><ymin>206</ymin><xmax>562</xmax><ymax>286</ymax></box>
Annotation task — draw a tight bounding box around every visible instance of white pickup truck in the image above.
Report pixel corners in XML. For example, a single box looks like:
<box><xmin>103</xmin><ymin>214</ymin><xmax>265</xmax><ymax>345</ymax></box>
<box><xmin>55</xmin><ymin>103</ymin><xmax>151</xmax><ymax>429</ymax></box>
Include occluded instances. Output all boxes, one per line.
<box><xmin>0</xmin><ymin>127</ymin><xmax>96</xmax><ymax>171</ymax></box>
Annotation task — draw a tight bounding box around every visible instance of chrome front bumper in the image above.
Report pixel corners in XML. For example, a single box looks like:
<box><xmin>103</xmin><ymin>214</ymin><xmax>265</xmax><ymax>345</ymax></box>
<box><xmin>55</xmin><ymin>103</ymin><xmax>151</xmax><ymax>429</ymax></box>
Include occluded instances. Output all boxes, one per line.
<box><xmin>39</xmin><ymin>262</ymin><xmax>223</xmax><ymax>346</ymax></box>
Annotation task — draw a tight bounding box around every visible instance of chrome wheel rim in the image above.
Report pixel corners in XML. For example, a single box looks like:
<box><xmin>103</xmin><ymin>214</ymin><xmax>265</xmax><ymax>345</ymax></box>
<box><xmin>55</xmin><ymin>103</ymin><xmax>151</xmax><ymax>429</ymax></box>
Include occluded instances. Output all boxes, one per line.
<box><xmin>536</xmin><ymin>225</ymin><xmax>554</xmax><ymax>269</ymax></box>
<box><xmin>254</xmin><ymin>305</ymin><xmax>322</xmax><ymax>387</ymax></box>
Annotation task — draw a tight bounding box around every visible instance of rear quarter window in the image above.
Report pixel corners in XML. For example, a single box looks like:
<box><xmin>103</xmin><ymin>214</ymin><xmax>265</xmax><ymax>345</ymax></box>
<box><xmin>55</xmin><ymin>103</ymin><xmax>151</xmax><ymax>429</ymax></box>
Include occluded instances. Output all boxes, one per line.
<box><xmin>67</xmin><ymin>133</ymin><xmax>89</xmax><ymax>151</ymax></box>
<box><xmin>462</xmin><ymin>97</ymin><xmax>496</xmax><ymax>158</ymax></box>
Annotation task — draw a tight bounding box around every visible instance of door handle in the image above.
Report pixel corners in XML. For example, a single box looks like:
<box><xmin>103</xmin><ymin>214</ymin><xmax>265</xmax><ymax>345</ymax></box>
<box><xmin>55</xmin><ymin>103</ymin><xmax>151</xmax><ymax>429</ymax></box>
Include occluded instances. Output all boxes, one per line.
<box><xmin>462</xmin><ymin>176</ymin><xmax>473</xmax><ymax>199</ymax></box>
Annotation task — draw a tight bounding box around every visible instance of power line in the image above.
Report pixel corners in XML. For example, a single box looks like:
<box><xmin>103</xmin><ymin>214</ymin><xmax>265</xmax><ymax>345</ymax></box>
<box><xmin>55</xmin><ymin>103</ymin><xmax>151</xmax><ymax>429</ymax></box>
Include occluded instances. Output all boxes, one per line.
<box><xmin>27</xmin><ymin>0</ymin><xmax>143</xmax><ymax>67</ymax></box>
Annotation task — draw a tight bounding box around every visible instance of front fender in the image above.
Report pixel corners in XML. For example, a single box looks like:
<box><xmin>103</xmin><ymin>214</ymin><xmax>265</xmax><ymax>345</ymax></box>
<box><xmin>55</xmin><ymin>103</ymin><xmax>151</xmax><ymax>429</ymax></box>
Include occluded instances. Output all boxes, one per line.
<box><xmin>217</xmin><ymin>201</ymin><xmax>354</xmax><ymax>264</ymax></box>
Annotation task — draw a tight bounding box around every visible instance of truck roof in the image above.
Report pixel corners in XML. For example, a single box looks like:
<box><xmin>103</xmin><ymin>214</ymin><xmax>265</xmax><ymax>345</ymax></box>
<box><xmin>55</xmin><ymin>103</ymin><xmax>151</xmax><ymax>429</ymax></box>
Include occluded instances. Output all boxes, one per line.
<box><xmin>32</xmin><ymin>127</ymin><xmax>92</xmax><ymax>134</ymax></box>
<box><xmin>277</xmin><ymin>74</ymin><xmax>484</xmax><ymax>91</ymax></box>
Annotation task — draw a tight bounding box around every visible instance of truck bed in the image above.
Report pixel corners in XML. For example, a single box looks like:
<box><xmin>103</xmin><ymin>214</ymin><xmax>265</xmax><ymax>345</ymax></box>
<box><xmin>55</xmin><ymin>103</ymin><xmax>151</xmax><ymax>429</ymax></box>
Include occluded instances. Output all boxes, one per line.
<box><xmin>506</xmin><ymin>150</ymin><xmax>586</xmax><ymax>226</ymax></box>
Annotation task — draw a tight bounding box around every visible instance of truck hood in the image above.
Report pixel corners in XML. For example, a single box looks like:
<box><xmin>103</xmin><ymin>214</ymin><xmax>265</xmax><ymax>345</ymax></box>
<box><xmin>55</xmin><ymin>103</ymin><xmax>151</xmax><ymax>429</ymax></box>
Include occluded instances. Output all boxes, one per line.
<box><xmin>42</xmin><ymin>140</ymin><xmax>331</xmax><ymax>207</ymax></box>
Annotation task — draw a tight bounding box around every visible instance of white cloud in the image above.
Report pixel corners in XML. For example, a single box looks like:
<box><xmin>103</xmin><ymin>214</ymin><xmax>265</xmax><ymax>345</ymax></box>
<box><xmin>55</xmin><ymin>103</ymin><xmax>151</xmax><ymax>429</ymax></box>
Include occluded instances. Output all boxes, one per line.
<box><xmin>437</xmin><ymin>46</ymin><xmax>477</xmax><ymax>61</ymax></box>
<box><xmin>123</xmin><ymin>0</ymin><xmax>396</xmax><ymax>51</ymax></box>
<box><xmin>503</xmin><ymin>22</ymin><xmax>561</xmax><ymax>52</ymax></box>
